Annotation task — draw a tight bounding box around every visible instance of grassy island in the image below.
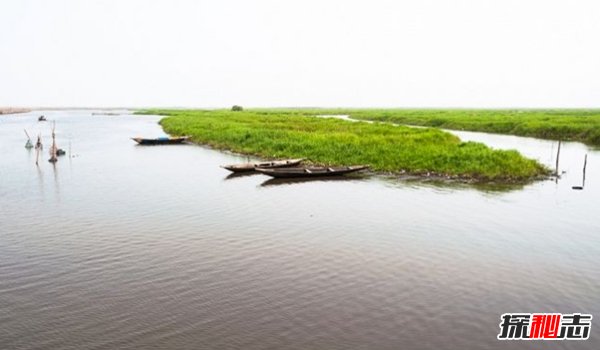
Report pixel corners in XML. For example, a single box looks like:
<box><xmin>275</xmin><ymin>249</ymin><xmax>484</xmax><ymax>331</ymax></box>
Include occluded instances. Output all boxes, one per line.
<box><xmin>138</xmin><ymin>109</ymin><xmax>549</xmax><ymax>182</ymax></box>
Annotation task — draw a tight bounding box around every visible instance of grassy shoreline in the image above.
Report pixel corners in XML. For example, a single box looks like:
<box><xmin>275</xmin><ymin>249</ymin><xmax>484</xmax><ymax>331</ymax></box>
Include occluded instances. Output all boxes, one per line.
<box><xmin>344</xmin><ymin>109</ymin><xmax>600</xmax><ymax>145</ymax></box>
<box><xmin>139</xmin><ymin>109</ymin><xmax>549</xmax><ymax>182</ymax></box>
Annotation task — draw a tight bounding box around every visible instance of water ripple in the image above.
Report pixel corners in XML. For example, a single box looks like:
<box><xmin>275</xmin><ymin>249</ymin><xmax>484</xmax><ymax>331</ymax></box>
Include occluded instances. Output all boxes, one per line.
<box><xmin>1</xmin><ymin>111</ymin><xmax>599</xmax><ymax>349</ymax></box>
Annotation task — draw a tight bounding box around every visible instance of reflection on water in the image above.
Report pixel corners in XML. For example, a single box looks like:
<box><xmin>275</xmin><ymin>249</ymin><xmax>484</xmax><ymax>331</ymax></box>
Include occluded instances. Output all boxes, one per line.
<box><xmin>387</xmin><ymin>176</ymin><xmax>528</xmax><ymax>194</ymax></box>
<box><xmin>259</xmin><ymin>175</ymin><xmax>365</xmax><ymax>187</ymax></box>
<box><xmin>223</xmin><ymin>171</ymin><xmax>261</xmax><ymax>181</ymax></box>
<box><xmin>35</xmin><ymin>162</ymin><xmax>45</xmax><ymax>198</ymax></box>
<box><xmin>1</xmin><ymin>110</ymin><xmax>599</xmax><ymax>350</ymax></box>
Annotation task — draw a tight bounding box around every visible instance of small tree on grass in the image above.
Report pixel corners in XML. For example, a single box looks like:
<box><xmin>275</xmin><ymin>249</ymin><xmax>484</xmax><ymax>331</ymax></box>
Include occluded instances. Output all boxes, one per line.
<box><xmin>231</xmin><ymin>105</ymin><xmax>243</xmax><ymax>111</ymax></box>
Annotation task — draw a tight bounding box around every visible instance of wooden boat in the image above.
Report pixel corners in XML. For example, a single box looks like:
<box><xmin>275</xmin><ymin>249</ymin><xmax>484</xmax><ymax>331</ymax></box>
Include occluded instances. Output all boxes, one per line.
<box><xmin>256</xmin><ymin>165</ymin><xmax>369</xmax><ymax>178</ymax></box>
<box><xmin>221</xmin><ymin>159</ymin><xmax>304</xmax><ymax>173</ymax></box>
<box><xmin>131</xmin><ymin>136</ymin><xmax>190</xmax><ymax>145</ymax></box>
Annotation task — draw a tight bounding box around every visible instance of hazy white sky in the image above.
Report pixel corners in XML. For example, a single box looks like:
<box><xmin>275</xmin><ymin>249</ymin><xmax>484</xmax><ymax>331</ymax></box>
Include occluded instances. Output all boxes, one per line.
<box><xmin>1</xmin><ymin>0</ymin><xmax>599</xmax><ymax>108</ymax></box>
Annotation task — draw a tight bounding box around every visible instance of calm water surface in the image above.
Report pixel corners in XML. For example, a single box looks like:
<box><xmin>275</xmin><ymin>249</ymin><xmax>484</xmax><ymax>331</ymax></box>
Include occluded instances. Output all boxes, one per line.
<box><xmin>1</xmin><ymin>110</ymin><xmax>599</xmax><ymax>349</ymax></box>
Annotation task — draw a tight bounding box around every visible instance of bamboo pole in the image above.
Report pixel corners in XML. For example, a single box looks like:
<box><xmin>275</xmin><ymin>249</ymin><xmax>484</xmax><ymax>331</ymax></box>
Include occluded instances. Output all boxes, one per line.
<box><xmin>555</xmin><ymin>140</ymin><xmax>561</xmax><ymax>176</ymax></box>
<box><xmin>572</xmin><ymin>154</ymin><xmax>588</xmax><ymax>190</ymax></box>
<box><xmin>582</xmin><ymin>154</ymin><xmax>588</xmax><ymax>187</ymax></box>
<box><xmin>49</xmin><ymin>121</ymin><xmax>58</xmax><ymax>163</ymax></box>
<box><xmin>35</xmin><ymin>134</ymin><xmax>42</xmax><ymax>165</ymax></box>
<box><xmin>24</xmin><ymin>129</ymin><xmax>33</xmax><ymax>149</ymax></box>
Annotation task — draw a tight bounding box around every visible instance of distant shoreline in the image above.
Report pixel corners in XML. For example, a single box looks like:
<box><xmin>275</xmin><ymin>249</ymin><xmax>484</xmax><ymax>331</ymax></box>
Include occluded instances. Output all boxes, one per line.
<box><xmin>0</xmin><ymin>108</ymin><xmax>31</xmax><ymax>115</ymax></box>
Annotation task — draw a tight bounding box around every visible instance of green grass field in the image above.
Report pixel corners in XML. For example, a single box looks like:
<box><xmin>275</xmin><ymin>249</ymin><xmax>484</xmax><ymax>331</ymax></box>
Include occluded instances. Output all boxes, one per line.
<box><xmin>344</xmin><ymin>109</ymin><xmax>600</xmax><ymax>145</ymax></box>
<box><xmin>139</xmin><ymin>109</ymin><xmax>548</xmax><ymax>181</ymax></box>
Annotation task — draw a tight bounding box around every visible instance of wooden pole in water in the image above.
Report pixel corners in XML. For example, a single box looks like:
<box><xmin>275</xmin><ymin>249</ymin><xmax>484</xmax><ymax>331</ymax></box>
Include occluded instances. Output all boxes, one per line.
<box><xmin>35</xmin><ymin>134</ymin><xmax>41</xmax><ymax>165</ymax></box>
<box><xmin>582</xmin><ymin>154</ymin><xmax>588</xmax><ymax>187</ymax></box>
<box><xmin>49</xmin><ymin>121</ymin><xmax>58</xmax><ymax>163</ymax></box>
<box><xmin>24</xmin><ymin>129</ymin><xmax>33</xmax><ymax>149</ymax></box>
<box><xmin>555</xmin><ymin>140</ymin><xmax>561</xmax><ymax>177</ymax></box>
<box><xmin>572</xmin><ymin>154</ymin><xmax>588</xmax><ymax>190</ymax></box>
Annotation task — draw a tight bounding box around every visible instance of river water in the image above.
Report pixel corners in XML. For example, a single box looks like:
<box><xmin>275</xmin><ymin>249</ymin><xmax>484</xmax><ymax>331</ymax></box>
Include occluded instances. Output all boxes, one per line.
<box><xmin>1</xmin><ymin>110</ymin><xmax>599</xmax><ymax>350</ymax></box>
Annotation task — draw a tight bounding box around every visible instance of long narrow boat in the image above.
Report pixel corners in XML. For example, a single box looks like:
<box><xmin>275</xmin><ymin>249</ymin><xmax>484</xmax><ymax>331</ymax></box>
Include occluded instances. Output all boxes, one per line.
<box><xmin>131</xmin><ymin>136</ymin><xmax>190</xmax><ymax>145</ymax></box>
<box><xmin>221</xmin><ymin>159</ymin><xmax>304</xmax><ymax>173</ymax></box>
<box><xmin>255</xmin><ymin>165</ymin><xmax>369</xmax><ymax>178</ymax></box>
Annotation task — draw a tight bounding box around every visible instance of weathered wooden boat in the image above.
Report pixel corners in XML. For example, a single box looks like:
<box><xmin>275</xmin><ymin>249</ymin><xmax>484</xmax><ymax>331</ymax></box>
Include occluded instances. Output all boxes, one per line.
<box><xmin>256</xmin><ymin>165</ymin><xmax>369</xmax><ymax>178</ymax></box>
<box><xmin>131</xmin><ymin>136</ymin><xmax>190</xmax><ymax>145</ymax></box>
<box><xmin>221</xmin><ymin>159</ymin><xmax>304</xmax><ymax>173</ymax></box>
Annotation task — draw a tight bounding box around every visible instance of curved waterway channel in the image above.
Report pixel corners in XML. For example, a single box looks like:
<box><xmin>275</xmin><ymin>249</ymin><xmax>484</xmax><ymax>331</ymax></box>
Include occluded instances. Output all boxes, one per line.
<box><xmin>1</xmin><ymin>110</ymin><xmax>599</xmax><ymax>350</ymax></box>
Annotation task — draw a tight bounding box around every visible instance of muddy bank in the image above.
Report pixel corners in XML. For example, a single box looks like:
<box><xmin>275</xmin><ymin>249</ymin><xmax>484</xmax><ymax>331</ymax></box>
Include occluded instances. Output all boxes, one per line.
<box><xmin>0</xmin><ymin>108</ymin><xmax>31</xmax><ymax>115</ymax></box>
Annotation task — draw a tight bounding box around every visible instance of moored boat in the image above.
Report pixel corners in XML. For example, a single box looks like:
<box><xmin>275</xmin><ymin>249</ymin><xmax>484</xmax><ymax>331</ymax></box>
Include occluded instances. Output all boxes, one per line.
<box><xmin>221</xmin><ymin>158</ymin><xmax>304</xmax><ymax>173</ymax></box>
<box><xmin>131</xmin><ymin>136</ymin><xmax>190</xmax><ymax>145</ymax></box>
<box><xmin>255</xmin><ymin>165</ymin><xmax>369</xmax><ymax>178</ymax></box>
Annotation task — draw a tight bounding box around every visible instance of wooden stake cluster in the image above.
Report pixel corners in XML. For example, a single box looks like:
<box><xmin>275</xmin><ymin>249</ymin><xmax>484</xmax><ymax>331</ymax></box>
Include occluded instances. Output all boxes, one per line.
<box><xmin>24</xmin><ymin>129</ymin><xmax>33</xmax><ymax>149</ymax></box>
<box><xmin>48</xmin><ymin>121</ymin><xmax>58</xmax><ymax>163</ymax></box>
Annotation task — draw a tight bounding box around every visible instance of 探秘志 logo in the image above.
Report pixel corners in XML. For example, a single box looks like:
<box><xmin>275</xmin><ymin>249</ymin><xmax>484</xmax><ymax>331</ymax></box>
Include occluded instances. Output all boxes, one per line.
<box><xmin>498</xmin><ymin>313</ymin><xmax>592</xmax><ymax>340</ymax></box>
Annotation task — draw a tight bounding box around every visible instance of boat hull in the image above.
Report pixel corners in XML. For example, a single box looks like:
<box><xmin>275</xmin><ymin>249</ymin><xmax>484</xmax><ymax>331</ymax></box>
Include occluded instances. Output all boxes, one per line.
<box><xmin>132</xmin><ymin>137</ymin><xmax>189</xmax><ymax>145</ymax></box>
<box><xmin>222</xmin><ymin>159</ymin><xmax>304</xmax><ymax>173</ymax></box>
<box><xmin>255</xmin><ymin>166</ymin><xmax>368</xmax><ymax>178</ymax></box>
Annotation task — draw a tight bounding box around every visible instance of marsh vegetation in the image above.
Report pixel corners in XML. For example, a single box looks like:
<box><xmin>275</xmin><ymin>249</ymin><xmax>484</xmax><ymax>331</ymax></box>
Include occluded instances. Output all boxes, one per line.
<box><xmin>346</xmin><ymin>109</ymin><xmax>600</xmax><ymax>145</ymax></box>
<box><xmin>139</xmin><ymin>109</ymin><xmax>549</xmax><ymax>181</ymax></box>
